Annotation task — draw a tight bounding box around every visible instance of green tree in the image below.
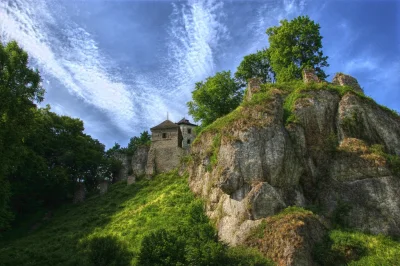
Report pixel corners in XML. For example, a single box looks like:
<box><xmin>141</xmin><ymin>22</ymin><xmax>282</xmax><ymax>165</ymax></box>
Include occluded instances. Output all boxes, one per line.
<box><xmin>235</xmin><ymin>49</ymin><xmax>275</xmax><ymax>86</ymax></box>
<box><xmin>9</xmin><ymin>107</ymin><xmax>108</xmax><ymax>217</ymax></box>
<box><xmin>0</xmin><ymin>41</ymin><xmax>44</xmax><ymax>229</ymax></box>
<box><xmin>266</xmin><ymin>16</ymin><xmax>329</xmax><ymax>82</ymax></box>
<box><xmin>187</xmin><ymin>71</ymin><xmax>243</xmax><ymax>129</ymax></box>
<box><xmin>126</xmin><ymin>130</ymin><xmax>151</xmax><ymax>155</ymax></box>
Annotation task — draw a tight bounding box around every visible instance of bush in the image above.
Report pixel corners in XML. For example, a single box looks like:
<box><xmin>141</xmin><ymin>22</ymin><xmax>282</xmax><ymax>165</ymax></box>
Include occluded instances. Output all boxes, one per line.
<box><xmin>138</xmin><ymin>229</ymin><xmax>186</xmax><ymax>265</ymax></box>
<box><xmin>83</xmin><ymin>235</ymin><xmax>133</xmax><ymax>266</ymax></box>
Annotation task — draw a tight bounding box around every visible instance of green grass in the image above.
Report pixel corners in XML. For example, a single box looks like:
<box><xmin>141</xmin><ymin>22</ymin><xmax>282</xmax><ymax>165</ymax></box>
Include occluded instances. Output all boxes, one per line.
<box><xmin>314</xmin><ymin>229</ymin><xmax>400</xmax><ymax>265</ymax></box>
<box><xmin>0</xmin><ymin>171</ymin><xmax>270</xmax><ymax>266</ymax></box>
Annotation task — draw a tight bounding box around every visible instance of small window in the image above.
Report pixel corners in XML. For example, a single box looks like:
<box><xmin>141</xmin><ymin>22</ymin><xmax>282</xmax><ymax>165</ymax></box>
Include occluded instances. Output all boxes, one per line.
<box><xmin>187</xmin><ymin>139</ymin><xmax>191</xmax><ymax>144</ymax></box>
<box><xmin>188</xmin><ymin>128</ymin><xmax>192</xmax><ymax>134</ymax></box>
<box><xmin>162</xmin><ymin>133</ymin><xmax>167</xmax><ymax>138</ymax></box>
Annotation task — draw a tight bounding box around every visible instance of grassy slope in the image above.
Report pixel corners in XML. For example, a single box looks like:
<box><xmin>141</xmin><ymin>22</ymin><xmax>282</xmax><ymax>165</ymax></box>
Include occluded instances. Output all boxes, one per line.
<box><xmin>0</xmin><ymin>171</ymin><xmax>194</xmax><ymax>265</ymax></box>
<box><xmin>0</xmin><ymin>171</ymin><xmax>270</xmax><ymax>266</ymax></box>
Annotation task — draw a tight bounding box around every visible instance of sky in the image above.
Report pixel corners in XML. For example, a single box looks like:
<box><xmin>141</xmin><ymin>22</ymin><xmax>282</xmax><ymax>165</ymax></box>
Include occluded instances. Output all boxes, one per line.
<box><xmin>0</xmin><ymin>0</ymin><xmax>399</xmax><ymax>149</ymax></box>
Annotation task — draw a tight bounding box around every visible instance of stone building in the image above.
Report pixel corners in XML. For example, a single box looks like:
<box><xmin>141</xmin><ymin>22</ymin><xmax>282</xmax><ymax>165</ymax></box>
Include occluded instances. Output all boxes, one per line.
<box><xmin>145</xmin><ymin>118</ymin><xmax>197</xmax><ymax>176</ymax></box>
<box><xmin>177</xmin><ymin>118</ymin><xmax>197</xmax><ymax>149</ymax></box>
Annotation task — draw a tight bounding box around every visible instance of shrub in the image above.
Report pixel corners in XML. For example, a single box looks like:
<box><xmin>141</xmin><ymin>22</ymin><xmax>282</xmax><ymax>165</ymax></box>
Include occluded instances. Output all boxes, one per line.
<box><xmin>82</xmin><ymin>235</ymin><xmax>133</xmax><ymax>266</ymax></box>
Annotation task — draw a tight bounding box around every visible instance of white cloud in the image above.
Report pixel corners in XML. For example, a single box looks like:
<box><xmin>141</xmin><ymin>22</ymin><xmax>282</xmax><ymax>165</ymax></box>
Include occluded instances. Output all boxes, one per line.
<box><xmin>0</xmin><ymin>0</ymin><xmax>135</xmax><ymax>133</ymax></box>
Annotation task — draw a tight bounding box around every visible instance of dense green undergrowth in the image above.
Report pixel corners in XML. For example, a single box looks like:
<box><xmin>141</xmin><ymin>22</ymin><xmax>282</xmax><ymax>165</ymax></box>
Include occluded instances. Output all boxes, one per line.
<box><xmin>0</xmin><ymin>171</ymin><xmax>270</xmax><ymax>266</ymax></box>
<box><xmin>314</xmin><ymin>229</ymin><xmax>400</xmax><ymax>265</ymax></box>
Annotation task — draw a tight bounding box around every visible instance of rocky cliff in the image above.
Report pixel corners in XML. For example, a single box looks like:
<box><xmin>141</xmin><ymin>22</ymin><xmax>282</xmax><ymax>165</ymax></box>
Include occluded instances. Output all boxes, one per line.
<box><xmin>187</xmin><ymin>76</ymin><xmax>400</xmax><ymax>264</ymax></box>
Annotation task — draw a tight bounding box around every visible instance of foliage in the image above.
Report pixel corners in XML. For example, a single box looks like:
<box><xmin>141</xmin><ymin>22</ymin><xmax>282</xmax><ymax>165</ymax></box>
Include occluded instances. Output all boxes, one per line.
<box><xmin>9</xmin><ymin>106</ymin><xmax>107</xmax><ymax>218</ymax></box>
<box><xmin>314</xmin><ymin>229</ymin><xmax>400</xmax><ymax>265</ymax></box>
<box><xmin>235</xmin><ymin>49</ymin><xmax>275</xmax><ymax>86</ymax></box>
<box><xmin>0</xmin><ymin>41</ymin><xmax>115</xmax><ymax>229</ymax></box>
<box><xmin>126</xmin><ymin>130</ymin><xmax>151</xmax><ymax>155</ymax></box>
<box><xmin>370</xmin><ymin>144</ymin><xmax>400</xmax><ymax>177</ymax></box>
<box><xmin>266</xmin><ymin>16</ymin><xmax>329</xmax><ymax>82</ymax></box>
<box><xmin>0</xmin><ymin>41</ymin><xmax>45</xmax><ymax>229</ymax></box>
<box><xmin>138</xmin><ymin>228</ymin><xmax>186</xmax><ymax>265</ymax></box>
<box><xmin>187</xmin><ymin>71</ymin><xmax>243</xmax><ymax>129</ymax></box>
<box><xmin>0</xmin><ymin>171</ymin><xmax>269</xmax><ymax>265</ymax></box>
<box><xmin>81</xmin><ymin>235</ymin><xmax>133</xmax><ymax>266</ymax></box>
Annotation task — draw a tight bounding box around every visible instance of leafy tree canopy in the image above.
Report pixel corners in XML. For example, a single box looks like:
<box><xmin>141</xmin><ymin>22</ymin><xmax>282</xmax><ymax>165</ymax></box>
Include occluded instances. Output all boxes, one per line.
<box><xmin>187</xmin><ymin>71</ymin><xmax>243</xmax><ymax>129</ymax></box>
<box><xmin>126</xmin><ymin>130</ymin><xmax>151</xmax><ymax>155</ymax></box>
<box><xmin>266</xmin><ymin>16</ymin><xmax>329</xmax><ymax>82</ymax></box>
<box><xmin>0</xmin><ymin>41</ymin><xmax>45</xmax><ymax>229</ymax></box>
<box><xmin>235</xmin><ymin>49</ymin><xmax>275</xmax><ymax>86</ymax></box>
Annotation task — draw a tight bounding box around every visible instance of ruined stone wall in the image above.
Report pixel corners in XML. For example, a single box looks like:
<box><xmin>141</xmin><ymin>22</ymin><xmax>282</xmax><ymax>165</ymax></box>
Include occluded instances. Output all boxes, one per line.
<box><xmin>112</xmin><ymin>152</ymin><xmax>130</xmax><ymax>181</ymax></box>
<box><xmin>245</xmin><ymin>77</ymin><xmax>262</xmax><ymax>101</ymax></box>
<box><xmin>145</xmin><ymin>146</ymin><xmax>184</xmax><ymax>176</ymax></box>
<box><xmin>131</xmin><ymin>145</ymin><xmax>150</xmax><ymax>177</ymax></box>
<box><xmin>180</xmin><ymin>125</ymin><xmax>196</xmax><ymax>149</ymax></box>
<box><xmin>302</xmin><ymin>68</ymin><xmax>320</xmax><ymax>83</ymax></box>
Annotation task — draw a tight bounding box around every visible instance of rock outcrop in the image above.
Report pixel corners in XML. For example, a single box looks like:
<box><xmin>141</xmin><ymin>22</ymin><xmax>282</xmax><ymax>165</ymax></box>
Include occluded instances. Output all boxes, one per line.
<box><xmin>332</xmin><ymin>73</ymin><xmax>363</xmax><ymax>93</ymax></box>
<box><xmin>187</xmin><ymin>79</ymin><xmax>400</xmax><ymax>264</ymax></box>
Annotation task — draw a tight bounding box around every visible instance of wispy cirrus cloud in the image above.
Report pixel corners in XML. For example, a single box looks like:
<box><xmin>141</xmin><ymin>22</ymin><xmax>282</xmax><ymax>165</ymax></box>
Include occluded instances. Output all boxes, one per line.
<box><xmin>0</xmin><ymin>0</ymin><xmax>135</xmax><ymax>133</ymax></box>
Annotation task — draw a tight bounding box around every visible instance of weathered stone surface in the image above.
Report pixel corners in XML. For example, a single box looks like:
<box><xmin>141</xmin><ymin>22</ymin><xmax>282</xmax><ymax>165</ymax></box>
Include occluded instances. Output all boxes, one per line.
<box><xmin>113</xmin><ymin>152</ymin><xmax>130</xmax><ymax>181</ymax></box>
<box><xmin>320</xmin><ymin>176</ymin><xmax>400</xmax><ymax>236</ymax></box>
<box><xmin>99</xmin><ymin>180</ymin><xmax>109</xmax><ymax>195</ymax></box>
<box><xmin>302</xmin><ymin>68</ymin><xmax>320</xmax><ymax>83</ymax></box>
<box><xmin>332</xmin><ymin>73</ymin><xmax>363</xmax><ymax>93</ymax></box>
<box><xmin>131</xmin><ymin>145</ymin><xmax>149</xmax><ymax>177</ymax></box>
<box><xmin>146</xmin><ymin>146</ymin><xmax>183</xmax><ymax>176</ymax></box>
<box><xmin>188</xmin><ymin>81</ymin><xmax>400</xmax><ymax>258</ymax></box>
<box><xmin>73</xmin><ymin>183</ymin><xmax>86</xmax><ymax>204</ymax></box>
<box><xmin>245</xmin><ymin>77</ymin><xmax>262</xmax><ymax>101</ymax></box>
<box><xmin>247</xmin><ymin>212</ymin><xmax>326</xmax><ymax>266</ymax></box>
<box><xmin>127</xmin><ymin>176</ymin><xmax>135</xmax><ymax>185</ymax></box>
<box><xmin>338</xmin><ymin>93</ymin><xmax>400</xmax><ymax>155</ymax></box>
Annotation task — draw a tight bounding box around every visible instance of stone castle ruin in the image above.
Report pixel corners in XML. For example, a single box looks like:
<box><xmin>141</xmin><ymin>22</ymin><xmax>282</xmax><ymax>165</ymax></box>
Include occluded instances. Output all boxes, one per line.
<box><xmin>145</xmin><ymin>118</ymin><xmax>197</xmax><ymax>176</ymax></box>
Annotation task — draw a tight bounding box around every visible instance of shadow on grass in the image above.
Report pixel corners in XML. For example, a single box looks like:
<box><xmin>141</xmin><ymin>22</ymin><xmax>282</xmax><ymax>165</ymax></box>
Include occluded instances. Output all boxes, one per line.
<box><xmin>0</xmin><ymin>180</ymin><xmax>146</xmax><ymax>266</ymax></box>
<box><xmin>80</xmin><ymin>235</ymin><xmax>133</xmax><ymax>266</ymax></box>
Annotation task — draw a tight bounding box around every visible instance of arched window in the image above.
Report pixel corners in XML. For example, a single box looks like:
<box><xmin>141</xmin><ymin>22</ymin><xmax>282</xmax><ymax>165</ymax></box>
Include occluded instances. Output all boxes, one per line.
<box><xmin>187</xmin><ymin>139</ymin><xmax>191</xmax><ymax>144</ymax></box>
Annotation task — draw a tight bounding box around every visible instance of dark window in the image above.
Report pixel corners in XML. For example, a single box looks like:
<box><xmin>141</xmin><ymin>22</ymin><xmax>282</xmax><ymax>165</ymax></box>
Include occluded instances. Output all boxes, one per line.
<box><xmin>187</xmin><ymin>139</ymin><xmax>191</xmax><ymax>144</ymax></box>
<box><xmin>162</xmin><ymin>133</ymin><xmax>167</xmax><ymax>138</ymax></box>
<box><xmin>188</xmin><ymin>128</ymin><xmax>192</xmax><ymax>134</ymax></box>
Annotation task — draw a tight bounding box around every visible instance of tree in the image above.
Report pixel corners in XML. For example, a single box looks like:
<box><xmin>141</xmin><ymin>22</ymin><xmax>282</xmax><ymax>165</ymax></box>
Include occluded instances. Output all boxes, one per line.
<box><xmin>187</xmin><ymin>71</ymin><xmax>243</xmax><ymax>129</ymax></box>
<box><xmin>266</xmin><ymin>16</ymin><xmax>329</xmax><ymax>82</ymax></box>
<box><xmin>235</xmin><ymin>49</ymin><xmax>275</xmax><ymax>86</ymax></box>
<box><xmin>126</xmin><ymin>130</ymin><xmax>151</xmax><ymax>155</ymax></box>
<box><xmin>9</xmin><ymin>107</ymin><xmax>107</xmax><ymax>215</ymax></box>
<box><xmin>0</xmin><ymin>41</ymin><xmax>44</xmax><ymax>229</ymax></box>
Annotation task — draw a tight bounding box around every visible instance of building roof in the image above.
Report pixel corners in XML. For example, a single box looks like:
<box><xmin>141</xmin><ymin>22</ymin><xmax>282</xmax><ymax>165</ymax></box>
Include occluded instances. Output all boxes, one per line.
<box><xmin>150</xmin><ymin>119</ymin><xmax>180</xmax><ymax>131</ymax></box>
<box><xmin>176</xmin><ymin>117</ymin><xmax>197</xmax><ymax>126</ymax></box>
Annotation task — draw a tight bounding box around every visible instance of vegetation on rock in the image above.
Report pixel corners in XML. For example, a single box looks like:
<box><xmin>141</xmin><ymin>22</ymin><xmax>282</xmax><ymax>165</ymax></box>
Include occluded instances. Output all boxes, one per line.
<box><xmin>266</xmin><ymin>16</ymin><xmax>329</xmax><ymax>82</ymax></box>
<box><xmin>187</xmin><ymin>71</ymin><xmax>243</xmax><ymax>130</ymax></box>
<box><xmin>235</xmin><ymin>49</ymin><xmax>275</xmax><ymax>85</ymax></box>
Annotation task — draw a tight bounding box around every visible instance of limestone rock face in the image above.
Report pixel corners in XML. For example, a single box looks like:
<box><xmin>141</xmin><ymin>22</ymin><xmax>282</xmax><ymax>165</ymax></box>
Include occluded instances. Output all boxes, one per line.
<box><xmin>332</xmin><ymin>73</ymin><xmax>363</xmax><ymax>93</ymax></box>
<box><xmin>246</xmin><ymin>211</ymin><xmax>326</xmax><ymax>266</ymax></box>
<box><xmin>131</xmin><ymin>145</ymin><xmax>150</xmax><ymax>177</ymax></box>
<box><xmin>187</xmin><ymin>84</ymin><xmax>400</xmax><ymax>255</ymax></box>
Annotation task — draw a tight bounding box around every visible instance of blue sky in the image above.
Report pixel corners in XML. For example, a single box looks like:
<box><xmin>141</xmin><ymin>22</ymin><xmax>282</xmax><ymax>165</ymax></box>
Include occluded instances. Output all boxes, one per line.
<box><xmin>1</xmin><ymin>0</ymin><xmax>399</xmax><ymax>148</ymax></box>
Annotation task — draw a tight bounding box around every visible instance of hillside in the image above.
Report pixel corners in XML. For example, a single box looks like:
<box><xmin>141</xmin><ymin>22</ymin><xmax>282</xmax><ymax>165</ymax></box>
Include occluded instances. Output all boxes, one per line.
<box><xmin>0</xmin><ymin>171</ymin><xmax>270</xmax><ymax>266</ymax></box>
<box><xmin>1</xmin><ymin>77</ymin><xmax>400</xmax><ymax>266</ymax></box>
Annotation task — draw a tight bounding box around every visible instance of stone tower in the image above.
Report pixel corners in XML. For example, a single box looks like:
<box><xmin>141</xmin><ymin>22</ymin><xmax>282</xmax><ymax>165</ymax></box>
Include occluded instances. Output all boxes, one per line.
<box><xmin>177</xmin><ymin>118</ymin><xmax>197</xmax><ymax>149</ymax></box>
<box><xmin>145</xmin><ymin>119</ymin><xmax>184</xmax><ymax>176</ymax></box>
